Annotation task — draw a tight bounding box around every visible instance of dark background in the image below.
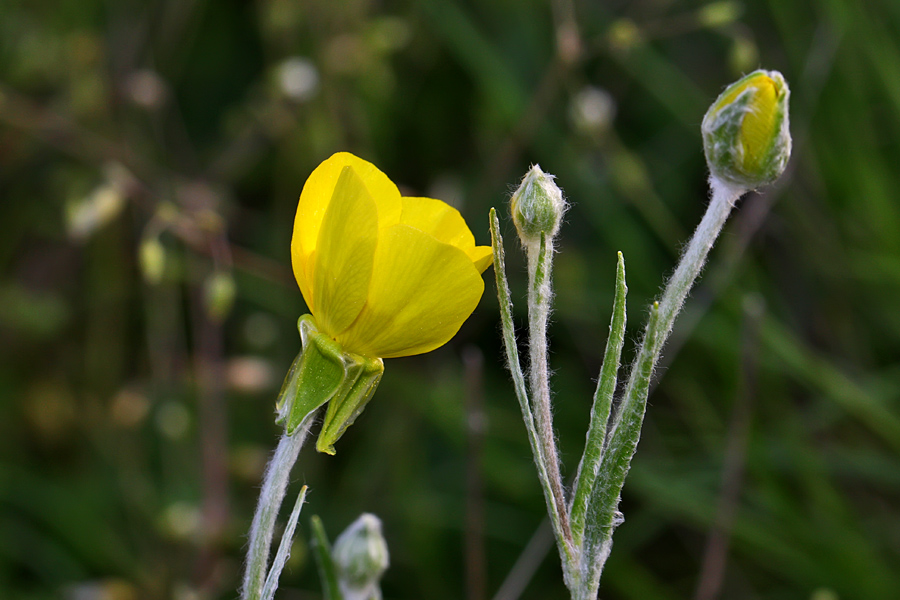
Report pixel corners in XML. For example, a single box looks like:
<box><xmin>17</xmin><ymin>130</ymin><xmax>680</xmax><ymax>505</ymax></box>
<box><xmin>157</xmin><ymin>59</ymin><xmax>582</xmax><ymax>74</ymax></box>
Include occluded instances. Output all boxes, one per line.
<box><xmin>2</xmin><ymin>0</ymin><xmax>899</xmax><ymax>599</ymax></box>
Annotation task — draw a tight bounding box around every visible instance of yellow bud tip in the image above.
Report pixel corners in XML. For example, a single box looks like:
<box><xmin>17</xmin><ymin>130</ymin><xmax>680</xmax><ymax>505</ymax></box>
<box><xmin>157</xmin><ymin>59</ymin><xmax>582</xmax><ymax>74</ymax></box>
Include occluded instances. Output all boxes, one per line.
<box><xmin>740</xmin><ymin>75</ymin><xmax>778</xmax><ymax>172</ymax></box>
<box><xmin>702</xmin><ymin>69</ymin><xmax>792</xmax><ymax>189</ymax></box>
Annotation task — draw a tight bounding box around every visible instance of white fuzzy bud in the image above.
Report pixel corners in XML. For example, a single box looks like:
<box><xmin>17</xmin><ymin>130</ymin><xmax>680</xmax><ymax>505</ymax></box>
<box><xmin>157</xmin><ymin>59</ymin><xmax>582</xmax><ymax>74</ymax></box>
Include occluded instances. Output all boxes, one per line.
<box><xmin>332</xmin><ymin>513</ymin><xmax>389</xmax><ymax>600</ymax></box>
<box><xmin>510</xmin><ymin>165</ymin><xmax>567</xmax><ymax>247</ymax></box>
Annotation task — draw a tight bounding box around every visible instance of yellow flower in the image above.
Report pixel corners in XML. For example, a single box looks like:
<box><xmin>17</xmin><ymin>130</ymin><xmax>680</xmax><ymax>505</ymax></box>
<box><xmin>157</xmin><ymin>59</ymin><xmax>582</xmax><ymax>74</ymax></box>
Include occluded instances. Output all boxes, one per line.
<box><xmin>291</xmin><ymin>152</ymin><xmax>492</xmax><ymax>358</ymax></box>
<box><xmin>279</xmin><ymin>152</ymin><xmax>492</xmax><ymax>453</ymax></box>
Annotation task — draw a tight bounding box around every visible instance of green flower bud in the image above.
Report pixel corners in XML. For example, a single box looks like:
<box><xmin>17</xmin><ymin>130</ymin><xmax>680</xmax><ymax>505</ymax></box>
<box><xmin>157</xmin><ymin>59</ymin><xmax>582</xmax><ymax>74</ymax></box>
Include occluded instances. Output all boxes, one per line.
<box><xmin>697</xmin><ymin>1</ymin><xmax>742</xmax><ymax>29</ymax></box>
<box><xmin>702</xmin><ymin>69</ymin><xmax>791</xmax><ymax>189</ymax></box>
<box><xmin>332</xmin><ymin>513</ymin><xmax>389</xmax><ymax>600</ymax></box>
<box><xmin>510</xmin><ymin>165</ymin><xmax>567</xmax><ymax>246</ymax></box>
<box><xmin>139</xmin><ymin>236</ymin><xmax>166</xmax><ymax>285</ymax></box>
<box><xmin>203</xmin><ymin>271</ymin><xmax>236</xmax><ymax>322</ymax></box>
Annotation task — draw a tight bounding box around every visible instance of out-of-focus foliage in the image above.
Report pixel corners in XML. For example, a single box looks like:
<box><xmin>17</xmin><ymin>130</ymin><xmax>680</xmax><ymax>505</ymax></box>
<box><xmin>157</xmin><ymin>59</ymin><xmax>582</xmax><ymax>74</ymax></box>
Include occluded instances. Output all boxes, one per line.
<box><xmin>1</xmin><ymin>0</ymin><xmax>899</xmax><ymax>599</ymax></box>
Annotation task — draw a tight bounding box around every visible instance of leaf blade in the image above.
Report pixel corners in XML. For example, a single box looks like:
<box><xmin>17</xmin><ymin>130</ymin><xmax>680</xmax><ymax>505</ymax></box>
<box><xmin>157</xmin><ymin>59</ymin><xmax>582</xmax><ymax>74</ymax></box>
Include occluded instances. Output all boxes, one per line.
<box><xmin>570</xmin><ymin>251</ymin><xmax>627</xmax><ymax>549</ymax></box>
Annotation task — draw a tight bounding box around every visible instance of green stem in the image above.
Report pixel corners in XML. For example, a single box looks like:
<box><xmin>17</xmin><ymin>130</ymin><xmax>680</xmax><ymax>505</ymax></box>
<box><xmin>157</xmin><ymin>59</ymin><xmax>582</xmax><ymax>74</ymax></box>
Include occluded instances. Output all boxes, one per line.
<box><xmin>261</xmin><ymin>486</ymin><xmax>309</xmax><ymax>600</ymax></box>
<box><xmin>241</xmin><ymin>418</ymin><xmax>314</xmax><ymax>600</ymax></box>
<box><xmin>577</xmin><ymin>303</ymin><xmax>659</xmax><ymax>600</ymax></box>
<box><xmin>646</xmin><ymin>177</ymin><xmax>744</xmax><ymax>360</ymax></box>
<box><xmin>576</xmin><ymin>176</ymin><xmax>745</xmax><ymax>598</ymax></box>
<box><xmin>526</xmin><ymin>232</ymin><xmax>572</xmax><ymax>555</ymax></box>
<box><xmin>311</xmin><ymin>515</ymin><xmax>343</xmax><ymax>600</ymax></box>
<box><xmin>490</xmin><ymin>209</ymin><xmax>574</xmax><ymax>569</ymax></box>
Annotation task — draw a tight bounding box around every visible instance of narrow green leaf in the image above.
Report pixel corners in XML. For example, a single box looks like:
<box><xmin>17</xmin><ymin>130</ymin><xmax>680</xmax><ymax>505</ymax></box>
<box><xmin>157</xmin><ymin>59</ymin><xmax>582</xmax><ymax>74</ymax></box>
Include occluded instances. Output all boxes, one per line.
<box><xmin>581</xmin><ymin>302</ymin><xmax>660</xmax><ymax>596</ymax></box>
<box><xmin>570</xmin><ymin>251</ymin><xmax>627</xmax><ymax>549</ymax></box>
<box><xmin>311</xmin><ymin>515</ymin><xmax>343</xmax><ymax>600</ymax></box>
<box><xmin>489</xmin><ymin>208</ymin><xmax>533</xmax><ymax>435</ymax></box>
<box><xmin>260</xmin><ymin>486</ymin><xmax>308</xmax><ymax>600</ymax></box>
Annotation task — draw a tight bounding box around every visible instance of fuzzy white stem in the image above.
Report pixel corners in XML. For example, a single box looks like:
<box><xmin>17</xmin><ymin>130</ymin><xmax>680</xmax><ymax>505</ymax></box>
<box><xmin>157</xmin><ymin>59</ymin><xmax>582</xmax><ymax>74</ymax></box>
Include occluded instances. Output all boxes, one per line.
<box><xmin>489</xmin><ymin>210</ymin><xmax>575</xmax><ymax>580</ymax></box>
<box><xmin>241</xmin><ymin>418</ymin><xmax>314</xmax><ymax>600</ymax></box>
<box><xmin>652</xmin><ymin>176</ymin><xmax>745</xmax><ymax>350</ymax></box>
<box><xmin>525</xmin><ymin>233</ymin><xmax>573</xmax><ymax>564</ymax></box>
<box><xmin>575</xmin><ymin>175</ymin><xmax>746</xmax><ymax>599</ymax></box>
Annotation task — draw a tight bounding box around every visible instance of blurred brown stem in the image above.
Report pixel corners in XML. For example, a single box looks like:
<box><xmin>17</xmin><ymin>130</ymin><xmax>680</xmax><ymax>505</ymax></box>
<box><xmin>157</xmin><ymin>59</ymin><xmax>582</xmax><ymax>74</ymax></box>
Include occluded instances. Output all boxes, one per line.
<box><xmin>463</xmin><ymin>345</ymin><xmax>487</xmax><ymax>600</ymax></box>
<box><xmin>693</xmin><ymin>297</ymin><xmax>764</xmax><ymax>600</ymax></box>
<box><xmin>492</xmin><ymin>519</ymin><xmax>555</xmax><ymax>600</ymax></box>
<box><xmin>190</xmin><ymin>237</ymin><xmax>231</xmax><ymax>592</ymax></box>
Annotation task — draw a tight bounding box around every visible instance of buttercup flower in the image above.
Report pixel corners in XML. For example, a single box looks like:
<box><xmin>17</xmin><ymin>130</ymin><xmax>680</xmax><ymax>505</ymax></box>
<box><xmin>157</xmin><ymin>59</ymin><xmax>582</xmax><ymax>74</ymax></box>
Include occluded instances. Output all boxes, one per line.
<box><xmin>279</xmin><ymin>152</ymin><xmax>492</xmax><ymax>453</ymax></box>
<box><xmin>292</xmin><ymin>151</ymin><xmax>492</xmax><ymax>357</ymax></box>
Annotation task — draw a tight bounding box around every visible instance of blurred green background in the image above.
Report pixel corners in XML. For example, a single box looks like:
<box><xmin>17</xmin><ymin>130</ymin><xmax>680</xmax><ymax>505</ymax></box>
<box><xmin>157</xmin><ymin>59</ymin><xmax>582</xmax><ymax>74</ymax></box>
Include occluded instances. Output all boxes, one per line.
<box><xmin>2</xmin><ymin>0</ymin><xmax>899</xmax><ymax>599</ymax></box>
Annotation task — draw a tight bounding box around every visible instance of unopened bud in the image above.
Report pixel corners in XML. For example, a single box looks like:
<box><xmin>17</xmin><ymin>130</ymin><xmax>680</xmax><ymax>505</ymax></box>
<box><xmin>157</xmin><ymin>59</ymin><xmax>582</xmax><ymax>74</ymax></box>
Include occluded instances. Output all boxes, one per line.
<box><xmin>702</xmin><ymin>69</ymin><xmax>791</xmax><ymax>189</ymax></box>
<box><xmin>332</xmin><ymin>513</ymin><xmax>389</xmax><ymax>600</ymax></box>
<box><xmin>510</xmin><ymin>165</ymin><xmax>567</xmax><ymax>246</ymax></box>
<box><xmin>697</xmin><ymin>1</ymin><xmax>742</xmax><ymax>29</ymax></box>
<box><xmin>67</xmin><ymin>183</ymin><xmax>125</xmax><ymax>241</ymax></box>
<box><xmin>139</xmin><ymin>237</ymin><xmax>166</xmax><ymax>284</ymax></box>
<box><xmin>204</xmin><ymin>271</ymin><xmax>236</xmax><ymax>322</ymax></box>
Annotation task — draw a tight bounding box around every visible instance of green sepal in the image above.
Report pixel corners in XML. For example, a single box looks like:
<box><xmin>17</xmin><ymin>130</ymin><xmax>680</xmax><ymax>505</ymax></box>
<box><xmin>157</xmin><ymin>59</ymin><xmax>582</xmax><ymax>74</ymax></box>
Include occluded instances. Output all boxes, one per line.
<box><xmin>274</xmin><ymin>349</ymin><xmax>304</xmax><ymax>426</ymax></box>
<box><xmin>275</xmin><ymin>316</ymin><xmax>346</xmax><ymax>435</ymax></box>
<box><xmin>273</xmin><ymin>315</ymin><xmax>321</xmax><ymax>423</ymax></box>
<box><xmin>275</xmin><ymin>315</ymin><xmax>385</xmax><ymax>452</ymax></box>
<box><xmin>317</xmin><ymin>353</ymin><xmax>384</xmax><ymax>455</ymax></box>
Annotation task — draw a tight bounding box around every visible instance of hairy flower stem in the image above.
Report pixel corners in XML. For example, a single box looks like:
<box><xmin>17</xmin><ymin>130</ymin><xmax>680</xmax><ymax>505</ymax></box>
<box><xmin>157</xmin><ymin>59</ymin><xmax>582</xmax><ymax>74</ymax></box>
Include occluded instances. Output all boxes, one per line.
<box><xmin>241</xmin><ymin>417</ymin><xmax>314</xmax><ymax>600</ymax></box>
<box><xmin>490</xmin><ymin>210</ymin><xmax>574</xmax><ymax>572</ymax></box>
<box><xmin>647</xmin><ymin>176</ymin><xmax>744</xmax><ymax>356</ymax></box>
<box><xmin>581</xmin><ymin>176</ymin><xmax>745</xmax><ymax>592</ymax></box>
<box><xmin>525</xmin><ymin>233</ymin><xmax>571</xmax><ymax>552</ymax></box>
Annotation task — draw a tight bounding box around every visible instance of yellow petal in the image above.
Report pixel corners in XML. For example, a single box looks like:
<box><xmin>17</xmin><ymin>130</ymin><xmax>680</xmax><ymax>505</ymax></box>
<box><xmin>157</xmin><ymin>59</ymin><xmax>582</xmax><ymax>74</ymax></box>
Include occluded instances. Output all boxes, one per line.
<box><xmin>337</xmin><ymin>224</ymin><xmax>485</xmax><ymax>358</ymax></box>
<box><xmin>400</xmin><ymin>197</ymin><xmax>493</xmax><ymax>273</ymax></box>
<box><xmin>291</xmin><ymin>152</ymin><xmax>402</xmax><ymax>310</ymax></box>
<box><xmin>312</xmin><ymin>166</ymin><xmax>378</xmax><ymax>336</ymax></box>
<box><xmin>400</xmin><ymin>197</ymin><xmax>475</xmax><ymax>249</ymax></box>
<box><xmin>467</xmin><ymin>245</ymin><xmax>493</xmax><ymax>273</ymax></box>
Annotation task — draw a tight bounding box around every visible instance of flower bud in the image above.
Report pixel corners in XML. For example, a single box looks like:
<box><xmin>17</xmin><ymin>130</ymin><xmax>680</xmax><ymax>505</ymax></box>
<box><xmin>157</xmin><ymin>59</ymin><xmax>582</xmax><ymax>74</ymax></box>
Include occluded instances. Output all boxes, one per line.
<box><xmin>204</xmin><ymin>271</ymin><xmax>236</xmax><ymax>322</ymax></box>
<box><xmin>139</xmin><ymin>236</ymin><xmax>166</xmax><ymax>285</ymax></box>
<box><xmin>697</xmin><ymin>1</ymin><xmax>741</xmax><ymax>29</ymax></box>
<box><xmin>702</xmin><ymin>69</ymin><xmax>791</xmax><ymax>189</ymax></box>
<box><xmin>510</xmin><ymin>165</ymin><xmax>567</xmax><ymax>246</ymax></box>
<box><xmin>332</xmin><ymin>513</ymin><xmax>389</xmax><ymax>600</ymax></box>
